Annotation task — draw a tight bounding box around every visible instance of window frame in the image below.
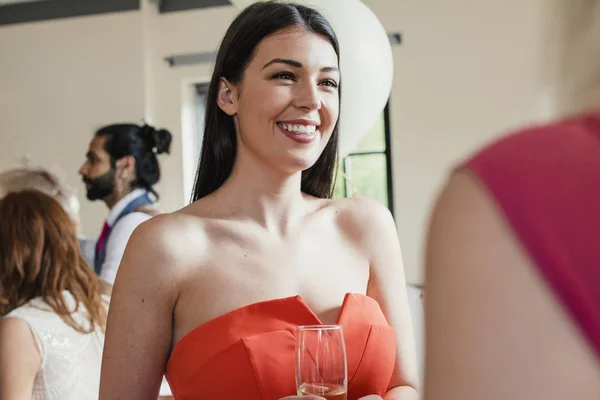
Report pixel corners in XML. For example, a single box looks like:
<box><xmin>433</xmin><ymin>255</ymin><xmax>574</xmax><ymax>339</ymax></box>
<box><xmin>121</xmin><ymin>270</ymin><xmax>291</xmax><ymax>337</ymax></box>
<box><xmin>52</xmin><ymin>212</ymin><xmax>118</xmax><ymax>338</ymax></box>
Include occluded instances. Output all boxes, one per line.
<box><xmin>337</xmin><ymin>101</ymin><xmax>394</xmax><ymax>216</ymax></box>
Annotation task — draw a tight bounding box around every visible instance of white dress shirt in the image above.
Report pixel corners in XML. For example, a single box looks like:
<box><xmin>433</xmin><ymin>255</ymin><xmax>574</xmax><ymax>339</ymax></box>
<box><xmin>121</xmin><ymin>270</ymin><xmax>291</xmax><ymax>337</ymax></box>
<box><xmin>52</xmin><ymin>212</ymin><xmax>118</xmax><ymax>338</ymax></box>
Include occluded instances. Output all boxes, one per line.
<box><xmin>99</xmin><ymin>189</ymin><xmax>151</xmax><ymax>285</ymax></box>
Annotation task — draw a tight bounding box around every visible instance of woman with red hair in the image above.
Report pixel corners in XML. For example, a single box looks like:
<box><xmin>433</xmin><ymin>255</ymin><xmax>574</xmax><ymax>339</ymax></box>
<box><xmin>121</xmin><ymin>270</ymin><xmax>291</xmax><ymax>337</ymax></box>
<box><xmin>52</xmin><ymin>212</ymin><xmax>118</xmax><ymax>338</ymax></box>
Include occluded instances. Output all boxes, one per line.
<box><xmin>0</xmin><ymin>190</ymin><xmax>108</xmax><ymax>399</ymax></box>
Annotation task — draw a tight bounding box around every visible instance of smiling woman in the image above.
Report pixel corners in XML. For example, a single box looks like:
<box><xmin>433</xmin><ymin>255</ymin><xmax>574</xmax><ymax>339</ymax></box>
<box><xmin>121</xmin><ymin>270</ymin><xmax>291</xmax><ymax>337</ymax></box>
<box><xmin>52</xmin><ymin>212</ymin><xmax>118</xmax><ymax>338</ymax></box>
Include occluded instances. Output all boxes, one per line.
<box><xmin>99</xmin><ymin>3</ymin><xmax>418</xmax><ymax>400</ymax></box>
<box><xmin>191</xmin><ymin>5</ymin><xmax>342</xmax><ymax>201</ymax></box>
<box><xmin>265</xmin><ymin>57</ymin><xmax>338</xmax><ymax>146</ymax></box>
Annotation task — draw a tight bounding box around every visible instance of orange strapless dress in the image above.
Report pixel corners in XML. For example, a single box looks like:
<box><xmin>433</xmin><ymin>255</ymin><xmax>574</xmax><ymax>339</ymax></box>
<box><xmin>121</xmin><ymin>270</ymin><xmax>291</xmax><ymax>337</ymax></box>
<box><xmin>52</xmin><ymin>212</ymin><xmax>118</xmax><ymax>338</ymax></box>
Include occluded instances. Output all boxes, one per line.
<box><xmin>165</xmin><ymin>293</ymin><xmax>397</xmax><ymax>400</ymax></box>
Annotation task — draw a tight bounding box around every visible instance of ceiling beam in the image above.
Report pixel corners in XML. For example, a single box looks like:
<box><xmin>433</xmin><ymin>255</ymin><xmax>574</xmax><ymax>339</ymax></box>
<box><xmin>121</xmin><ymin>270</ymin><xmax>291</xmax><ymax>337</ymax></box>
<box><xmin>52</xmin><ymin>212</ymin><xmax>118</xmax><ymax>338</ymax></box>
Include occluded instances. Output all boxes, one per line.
<box><xmin>0</xmin><ymin>0</ymin><xmax>140</xmax><ymax>26</ymax></box>
<box><xmin>159</xmin><ymin>0</ymin><xmax>231</xmax><ymax>13</ymax></box>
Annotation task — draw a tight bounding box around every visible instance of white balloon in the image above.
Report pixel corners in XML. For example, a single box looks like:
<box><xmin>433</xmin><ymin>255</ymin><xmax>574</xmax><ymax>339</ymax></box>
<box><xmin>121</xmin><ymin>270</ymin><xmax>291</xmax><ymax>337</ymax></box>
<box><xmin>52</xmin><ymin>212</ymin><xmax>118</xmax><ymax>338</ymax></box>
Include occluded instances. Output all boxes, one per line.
<box><xmin>228</xmin><ymin>0</ymin><xmax>393</xmax><ymax>157</ymax></box>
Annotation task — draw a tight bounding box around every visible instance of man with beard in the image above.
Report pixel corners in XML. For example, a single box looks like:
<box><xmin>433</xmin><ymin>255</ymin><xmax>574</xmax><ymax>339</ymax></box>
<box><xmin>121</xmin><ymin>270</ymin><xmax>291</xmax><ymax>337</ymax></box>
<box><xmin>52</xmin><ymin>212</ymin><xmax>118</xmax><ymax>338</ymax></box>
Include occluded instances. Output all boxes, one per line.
<box><xmin>79</xmin><ymin>123</ymin><xmax>172</xmax><ymax>285</ymax></box>
<box><xmin>80</xmin><ymin>123</ymin><xmax>175</xmax><ymax>399</ymax></box>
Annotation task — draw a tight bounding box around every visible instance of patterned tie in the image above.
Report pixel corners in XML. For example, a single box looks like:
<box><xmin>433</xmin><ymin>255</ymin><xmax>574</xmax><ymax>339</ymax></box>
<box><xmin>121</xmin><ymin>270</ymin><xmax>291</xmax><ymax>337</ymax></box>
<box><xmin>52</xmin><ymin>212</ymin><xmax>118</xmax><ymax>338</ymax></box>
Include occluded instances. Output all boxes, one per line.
<box><xmin>96</xmin><ymin>221</ymin><xmax>110</xmax><ymax>256</ymax></box>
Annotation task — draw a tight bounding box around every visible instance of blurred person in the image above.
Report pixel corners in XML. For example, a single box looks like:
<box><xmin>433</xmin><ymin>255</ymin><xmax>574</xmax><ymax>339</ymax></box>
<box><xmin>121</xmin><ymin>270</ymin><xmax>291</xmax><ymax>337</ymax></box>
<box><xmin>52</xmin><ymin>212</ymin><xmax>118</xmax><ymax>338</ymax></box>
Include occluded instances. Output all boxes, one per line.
<box><xmin>0</xmin><ymin>190</ymin><xmax>108</xmax><ymax>399</ymax></box>
<box><xmin>79</xmin><ymin>122</ymin><xmax>174</xmax><ymax>398</ymax></box>
<box><xmin>78</xmin><ymin>123</ymin><xmax>172</xmax><ymax>285</ymax></box>
<box><xmin>99</xmin><ymin>2</ymin><xmax>419</xmax><ymax>400</ymax></box>
<box><xmin>0</xmin><ymin>167</ymin><xmax>95</xmax><ymax>267</ymax></box>
<box><xmin>425</xmin><ymin>1</ymin><xmax>600</xmax><ymax>399</ymax></box>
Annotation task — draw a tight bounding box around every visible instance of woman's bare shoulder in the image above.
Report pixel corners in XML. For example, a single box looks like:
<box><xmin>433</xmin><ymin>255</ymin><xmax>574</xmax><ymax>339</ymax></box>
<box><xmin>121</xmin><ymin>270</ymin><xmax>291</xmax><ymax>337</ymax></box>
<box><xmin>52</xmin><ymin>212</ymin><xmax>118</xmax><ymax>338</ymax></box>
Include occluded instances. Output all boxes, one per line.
<box><xmin>328</xmin><ymin>196</ymin><xmax>395</xmax><ymax>235</ymax></box>
<box><xmin>319</xmin><ymin>196</ymin><xmax>398</xmax><ymax>260</ymax></box>
<box><xmin>122</xmin><ymin>204</ymin><xmax>216</xmax><ymax>275</ymax></box>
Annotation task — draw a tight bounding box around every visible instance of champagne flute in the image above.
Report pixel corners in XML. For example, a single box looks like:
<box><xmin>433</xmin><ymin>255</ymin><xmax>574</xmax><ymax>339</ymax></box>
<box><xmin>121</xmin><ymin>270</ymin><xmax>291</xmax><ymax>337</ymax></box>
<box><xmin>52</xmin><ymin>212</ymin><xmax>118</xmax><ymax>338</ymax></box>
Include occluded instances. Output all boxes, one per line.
<box><xmin>295</xmin><ymin>325</ymin><xmax>348</xmax><ymax>400</ymax></box>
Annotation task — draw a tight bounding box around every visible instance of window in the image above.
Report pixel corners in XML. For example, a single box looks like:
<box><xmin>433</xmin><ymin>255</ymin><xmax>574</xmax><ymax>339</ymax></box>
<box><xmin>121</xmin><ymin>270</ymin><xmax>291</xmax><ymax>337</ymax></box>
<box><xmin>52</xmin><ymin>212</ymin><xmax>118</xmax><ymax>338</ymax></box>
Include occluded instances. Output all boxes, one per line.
<box><xmin>182</xmin><ymin>83</ymin><xmax>208</xmax><ymax>202</ymax></box>
<box><xmin>333</xmin><ymin>102</ymin><xmax>394</xmax><ymax>215</ymax></box>
<box><xmin>194</xmin><ymin>83</ymin><xmax>208</xmax><ymax>161</ymax></box>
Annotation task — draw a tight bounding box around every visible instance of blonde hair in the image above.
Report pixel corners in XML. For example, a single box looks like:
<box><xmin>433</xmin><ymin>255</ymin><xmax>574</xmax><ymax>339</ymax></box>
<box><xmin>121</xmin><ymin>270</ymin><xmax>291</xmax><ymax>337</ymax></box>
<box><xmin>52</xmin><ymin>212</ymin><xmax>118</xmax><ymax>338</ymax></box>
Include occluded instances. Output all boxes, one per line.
<box><xmin>546</xmin><ymin>0</ymin><xmax>600</xmax><ymax>117</ymax></box>
<box><xmin>0</xmin><ymin>168</ymin><xmax>80</xmax><ymax>224</ymax></box>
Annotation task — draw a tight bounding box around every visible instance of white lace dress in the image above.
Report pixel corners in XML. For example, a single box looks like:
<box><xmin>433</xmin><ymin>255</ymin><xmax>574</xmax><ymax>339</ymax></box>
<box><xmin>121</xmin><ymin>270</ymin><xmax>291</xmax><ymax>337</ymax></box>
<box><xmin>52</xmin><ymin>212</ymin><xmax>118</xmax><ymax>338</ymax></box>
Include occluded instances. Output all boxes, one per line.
<box><xmin>3</xmin><ymin>291</ymin><xmax>106</xmax><ymax>399</ymax></box>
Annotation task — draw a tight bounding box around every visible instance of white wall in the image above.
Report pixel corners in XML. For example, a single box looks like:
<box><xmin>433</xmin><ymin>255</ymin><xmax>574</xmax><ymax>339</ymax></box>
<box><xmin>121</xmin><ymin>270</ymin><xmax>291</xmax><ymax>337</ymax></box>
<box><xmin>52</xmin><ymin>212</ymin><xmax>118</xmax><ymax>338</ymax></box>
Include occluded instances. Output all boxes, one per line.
<box><xmin>368</xmin><ymin>0</ymin><xmax>547</xmax><ymax>283</ymax></box>
<box><xmin>0</xmin><ymin>11</ymin><xmax>145</xmax><ymax>237</ymax></box>
<box><xmin>0</xmin><ymin>0</ymin><xmax>548</xmax><ymax>284</ymax></box>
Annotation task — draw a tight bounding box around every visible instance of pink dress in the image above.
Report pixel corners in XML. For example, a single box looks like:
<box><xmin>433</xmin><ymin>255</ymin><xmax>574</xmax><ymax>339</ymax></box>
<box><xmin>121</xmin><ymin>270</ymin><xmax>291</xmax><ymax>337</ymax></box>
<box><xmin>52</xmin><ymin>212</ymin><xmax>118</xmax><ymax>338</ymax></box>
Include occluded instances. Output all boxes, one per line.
<box><xmin>466</xmin><ymin>114</ymin><xmax>600</xmax><ymax>360</ymax></box>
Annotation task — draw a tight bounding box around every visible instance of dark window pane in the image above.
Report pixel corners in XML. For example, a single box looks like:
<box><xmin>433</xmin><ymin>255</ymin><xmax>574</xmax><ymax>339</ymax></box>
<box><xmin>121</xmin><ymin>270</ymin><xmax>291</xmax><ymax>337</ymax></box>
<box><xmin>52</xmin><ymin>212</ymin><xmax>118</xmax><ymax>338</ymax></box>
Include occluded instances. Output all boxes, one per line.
<box><xmin>353</xmin><ymin>113</ymin><xmax>386</xmax><ymax>153</ymax></box>
<box><xmin>345</xmin><ymin>154</ymin><xmax>388</xmax><ymax>207</ymax></box>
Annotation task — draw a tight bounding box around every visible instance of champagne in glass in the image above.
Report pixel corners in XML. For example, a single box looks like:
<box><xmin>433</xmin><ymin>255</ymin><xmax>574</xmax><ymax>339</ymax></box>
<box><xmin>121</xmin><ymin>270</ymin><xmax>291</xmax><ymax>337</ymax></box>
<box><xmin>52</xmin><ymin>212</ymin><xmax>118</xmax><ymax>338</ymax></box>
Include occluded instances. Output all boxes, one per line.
<box><xmin>296</xmin><ymin>325</ymin><xmax>347</xmax><ymax>400</ymax></box>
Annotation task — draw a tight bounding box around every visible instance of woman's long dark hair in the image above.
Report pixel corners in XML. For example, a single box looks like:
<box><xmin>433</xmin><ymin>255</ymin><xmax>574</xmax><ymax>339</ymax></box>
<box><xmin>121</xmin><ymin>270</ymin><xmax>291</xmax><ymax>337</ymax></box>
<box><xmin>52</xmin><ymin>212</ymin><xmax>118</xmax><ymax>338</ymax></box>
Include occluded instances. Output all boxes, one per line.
<box><xmin>191</xmin><ymin>1</ymin><xmax>341</xmax><ymax>202</ymax></box>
